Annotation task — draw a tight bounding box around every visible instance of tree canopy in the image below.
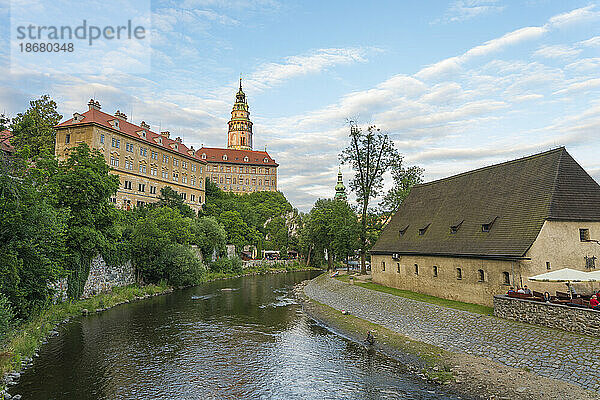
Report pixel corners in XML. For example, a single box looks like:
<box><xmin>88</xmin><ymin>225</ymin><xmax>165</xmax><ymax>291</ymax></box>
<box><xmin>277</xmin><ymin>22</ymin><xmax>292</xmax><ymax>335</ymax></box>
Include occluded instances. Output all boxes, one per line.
<box><xmin>9</xmin><ymin>95</ymin><xmax>62</xmax><ymax>157</ymax></box>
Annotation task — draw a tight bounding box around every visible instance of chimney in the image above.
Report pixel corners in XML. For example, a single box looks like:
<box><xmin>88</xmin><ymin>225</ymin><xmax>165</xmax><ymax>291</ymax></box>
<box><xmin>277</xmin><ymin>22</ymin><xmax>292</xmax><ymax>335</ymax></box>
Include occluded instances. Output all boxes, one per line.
<box><xmin>114</xmin><ymin>110</ymin><xmax>128</xmax><ymax>121</ymax></box>
<box><xmin>88</xmin><ymin>99</ymin><xmax>101</xmax><ymax>111</ymax></box>
<box><xmin>140</xmin><ymin>121</ymin><xmax>150</xmax><ymax>130</ymax></box>
<box><xmin>175</xmin><ymin>136</ymin><xmax>182</xmax><ymax>143</ymax></box>
<box><xmin>160</xmin><ymin>131</ymin><xmax>170</xmax><ymax>138</ymax></box>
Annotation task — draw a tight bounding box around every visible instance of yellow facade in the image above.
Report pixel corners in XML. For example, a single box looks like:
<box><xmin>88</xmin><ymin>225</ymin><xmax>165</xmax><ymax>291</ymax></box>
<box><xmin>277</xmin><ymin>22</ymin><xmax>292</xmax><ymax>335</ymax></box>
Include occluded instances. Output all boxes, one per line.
<box><xmin>206</xmin><ymin>162</ymin><xmax>277</xmax><ymax>193</ymax></box>
<box><xmin>371</xmin><ymin>221</ymin><xmax>600</xmax><ymax>306</ymax></box>
<box><xmin>55</xmin><ymin>116</ymin><xmax>206</xmax><ymax>212</ymax></box>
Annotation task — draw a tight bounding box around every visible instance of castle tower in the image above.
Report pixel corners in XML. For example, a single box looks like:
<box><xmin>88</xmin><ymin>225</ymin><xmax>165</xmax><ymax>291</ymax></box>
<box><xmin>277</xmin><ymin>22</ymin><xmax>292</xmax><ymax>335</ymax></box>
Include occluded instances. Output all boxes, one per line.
<box><xmin>334</xmin><ymin>168</ymin><xmax>347</xmax><ymax>201</ymax></box>
<box><xmin>227</xmin><ymin>78</ymin><xmax>253</xmax><ymax>150</ymax></box>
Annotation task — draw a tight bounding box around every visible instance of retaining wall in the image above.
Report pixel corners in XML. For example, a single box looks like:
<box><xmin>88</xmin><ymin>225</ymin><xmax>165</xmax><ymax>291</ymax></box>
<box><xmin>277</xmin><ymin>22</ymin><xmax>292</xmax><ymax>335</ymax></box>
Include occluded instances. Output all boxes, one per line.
<box><xmin>493</xmin><ymin>295</ymin><xmax>600</xmax><ymax>336</ymax></box>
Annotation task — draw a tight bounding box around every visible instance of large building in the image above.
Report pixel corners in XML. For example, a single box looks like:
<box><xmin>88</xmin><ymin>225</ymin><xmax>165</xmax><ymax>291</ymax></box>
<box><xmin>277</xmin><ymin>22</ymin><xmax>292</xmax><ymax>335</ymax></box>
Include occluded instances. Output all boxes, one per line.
<box><xmin>371</xmin><ymin>148</ymin><xmax>600</xmax><ymax>306</ymax></box>
<box><xmin>55</xmin><ymin>100</ymin><xmax>207</xmax><ymax>212</ymax></box>
<box><xmin>197</xmin><ymin>79</ymin><xmax>278</xmax><ymax>194</ymax></box>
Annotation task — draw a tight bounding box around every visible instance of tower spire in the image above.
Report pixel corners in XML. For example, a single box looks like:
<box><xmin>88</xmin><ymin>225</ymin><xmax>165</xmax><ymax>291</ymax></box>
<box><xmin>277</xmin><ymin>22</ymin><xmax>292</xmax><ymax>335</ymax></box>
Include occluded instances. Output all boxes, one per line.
<box><xmin>334</xmin><ymin>168</ymin><xmax>347</xmax><ymax>201</ymax></box>
<box><xmin>227</xmin><ymin>76</ymin><xmax>253</xmax><ymax>150</ymax></box>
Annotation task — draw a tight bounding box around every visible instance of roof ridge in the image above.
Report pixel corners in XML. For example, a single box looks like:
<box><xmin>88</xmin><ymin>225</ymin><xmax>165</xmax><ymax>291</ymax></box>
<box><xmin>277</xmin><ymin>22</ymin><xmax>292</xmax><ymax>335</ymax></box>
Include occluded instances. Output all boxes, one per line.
<box><xmin>417</xmin><ymin>147</ymin><xmax>565</xmax><ymax>188</ymax></box>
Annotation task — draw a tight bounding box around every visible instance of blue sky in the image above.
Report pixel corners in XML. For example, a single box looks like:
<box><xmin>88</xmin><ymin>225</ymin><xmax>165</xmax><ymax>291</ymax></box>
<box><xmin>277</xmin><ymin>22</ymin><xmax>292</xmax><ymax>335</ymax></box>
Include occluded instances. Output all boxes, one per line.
<box><xmin>1</xmin><ymin>0</ymin><xmax>600</xmax><ymax>210</ymax></box>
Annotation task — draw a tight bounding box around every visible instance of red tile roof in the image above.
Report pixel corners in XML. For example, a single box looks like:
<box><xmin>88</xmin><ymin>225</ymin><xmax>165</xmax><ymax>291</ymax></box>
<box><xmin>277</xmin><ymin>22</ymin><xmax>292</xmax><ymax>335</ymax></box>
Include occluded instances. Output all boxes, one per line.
<box><xmin>0</xmin><ymin>130</ymin><xmax>14</xmax><ymax>153</ymax></box>
<box><xmin>56</xmin><ymin>108</ymin><xmax>206</xmax><ymax>163</ymax></box>
<box><xmin>197</xmin><ymin>147</ymin><xmax>278</xmax><ymax>167</ymax></box>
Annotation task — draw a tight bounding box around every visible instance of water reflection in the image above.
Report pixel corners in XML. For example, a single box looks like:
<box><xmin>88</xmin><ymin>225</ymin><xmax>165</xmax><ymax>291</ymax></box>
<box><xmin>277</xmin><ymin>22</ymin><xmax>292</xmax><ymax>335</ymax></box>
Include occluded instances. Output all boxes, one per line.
<box><xmin>12</xmin><ymin>271</ymin><xmax>462</xmax><ymax>399</ymax></box>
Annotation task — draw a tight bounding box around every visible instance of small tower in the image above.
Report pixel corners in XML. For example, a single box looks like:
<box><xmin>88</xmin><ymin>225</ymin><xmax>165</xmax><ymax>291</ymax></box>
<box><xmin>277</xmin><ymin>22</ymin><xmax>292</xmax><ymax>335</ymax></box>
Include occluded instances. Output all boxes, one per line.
<box><xmin>334</xmin><ymin>168</ymin><xmax>347</xmax><ymax>201</ymax></box>
<box><xmin>227</xmin><ymin>77</ymin><xmax>253</xmax><ymax>150</ymax></box>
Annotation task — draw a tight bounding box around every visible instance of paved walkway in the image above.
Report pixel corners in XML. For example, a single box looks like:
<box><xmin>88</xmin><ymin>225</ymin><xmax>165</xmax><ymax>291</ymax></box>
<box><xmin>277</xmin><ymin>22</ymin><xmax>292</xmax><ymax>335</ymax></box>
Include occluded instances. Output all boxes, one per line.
<box><xmin>304</xmin><ymin>276</ymin><xmax>600</xmax><ymax>392</ymax></box>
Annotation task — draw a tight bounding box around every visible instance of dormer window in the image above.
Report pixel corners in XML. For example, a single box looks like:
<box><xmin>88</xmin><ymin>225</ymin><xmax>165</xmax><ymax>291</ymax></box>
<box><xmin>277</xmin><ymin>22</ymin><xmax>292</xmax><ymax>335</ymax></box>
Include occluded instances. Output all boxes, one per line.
<box><xmin>450</xmin><ymin>220</ymin><xmax>463</xmax><ymax>234</ymax></box>
<box><xmin>399</xmin><ymin>225</ymin><xmax>409</xmax><ymax>236</ymax></box>
<box><xmin>109</xmin><ymin>119</ymin><xmax>120</xmax><ymax>130</ymax></box>
<box><xmin>202</xmin><ymin>153</ymin><xmax>207</xmax><ymax>159</ymax></box>
<box><xmin>223</xmin><ymin>155</ymin><xmax>228</xmax><ymax>161</ymax></box>
<box><xmin>244</xmin><ymin>156</ymin><xmax>249</xmax><ymax>162</ymax></box>
<box><xmin>482</xmin><ymin>216</ymin><xmax>497</xmax><ymax>232</ymax></box>
<box><xmin>137</xmin><ymin>130</ymin><xmax>147</xmax><ymax>139</ymax></box>
<box><xmin>264</xmin><ymin>157</ymin><xmax>268</xmax><ymax>163</ymax></box>
<box><xmin>73</xmin><ymin>112</ymin><xmax>84</xmax><ymax>122</ymax></box>
<box><xmin>418</xmin><ymin>223</ymin><xmax>430</xmax><ymax>236</ymax></box>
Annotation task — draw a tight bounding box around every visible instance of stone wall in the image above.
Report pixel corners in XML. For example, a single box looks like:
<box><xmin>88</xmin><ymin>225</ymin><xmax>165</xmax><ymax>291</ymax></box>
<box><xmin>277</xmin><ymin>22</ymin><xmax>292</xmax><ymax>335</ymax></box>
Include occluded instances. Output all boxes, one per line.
<box><xmin>242</xmin><ymin>259</ymin><xmax>294</xmax><ymax>268</ymax></box>
<box><xmin>493</xmin><ymin>295</ymin><xmax>600</xmax><ymax>336</ymax></box>
<box><xmin>48</xmin><ymin>277</ymin><xmax>68</xmax><ymax>304</ymax></box>
<box><xmin>81</xmin><ymin>255</ymin><xmax>135</xmax><ymax>298</ymax></box>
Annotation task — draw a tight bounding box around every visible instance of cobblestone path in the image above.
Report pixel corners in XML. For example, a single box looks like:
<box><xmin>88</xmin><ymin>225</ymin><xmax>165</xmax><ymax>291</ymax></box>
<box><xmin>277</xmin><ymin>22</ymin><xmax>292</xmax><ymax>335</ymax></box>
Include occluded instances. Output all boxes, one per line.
<box><xmin>304</xmin><ymin>276</ymin><xmax>600</xmax><ymax>392</ymax></box>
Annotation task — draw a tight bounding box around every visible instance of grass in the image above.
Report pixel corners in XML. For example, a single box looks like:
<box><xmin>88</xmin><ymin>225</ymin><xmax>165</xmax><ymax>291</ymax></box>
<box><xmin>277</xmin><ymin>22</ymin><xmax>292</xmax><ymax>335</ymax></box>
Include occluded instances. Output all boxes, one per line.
<box><xmin>335</xmin><ymin>275</ymin><xmax>493</xmax><ymax>315</ymax></box>
<box><xmin>0</xmin><ymin>283</ymin><xmax>170</xmax><ymax>380</ymax></box>
<box><xmin>304</xmin><ymin>297</ymin><xmax>455</xmax><ymax>384</ymax></box>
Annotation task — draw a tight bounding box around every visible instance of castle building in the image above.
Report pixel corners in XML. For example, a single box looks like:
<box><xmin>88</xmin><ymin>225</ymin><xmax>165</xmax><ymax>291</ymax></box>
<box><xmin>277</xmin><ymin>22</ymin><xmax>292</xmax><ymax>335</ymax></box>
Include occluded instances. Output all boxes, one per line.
<box><xmin>55</xmin><ymin>100</ymin><xmax>207</xmax><ymax>212</ymax></box>
<box><xmin>197</xmin><ymin>79</ymin><xmax>278</xmax><ymax>194</ymax></box>
<box><xmin>371</xmin><ymin>148</ymin><xmax>600</xmax><ymax>306</ymax></box>
<box><xmin>334</xmin><ymin>168</ymin><xmax>347</xmax><ymax>201</ymax></box>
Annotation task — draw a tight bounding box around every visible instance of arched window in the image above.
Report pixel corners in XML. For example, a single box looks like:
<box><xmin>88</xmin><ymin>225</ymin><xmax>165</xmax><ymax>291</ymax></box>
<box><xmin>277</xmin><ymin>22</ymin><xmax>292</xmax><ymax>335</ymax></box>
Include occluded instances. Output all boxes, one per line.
<box><xmin>433</xmin><ymin>266</ymin><xmax>438</xmax><ymax>277</ymax></box>
<box><xmin>223</xmin><ymin>155</ymin><xmax>228</xmax><ymax>161</ymax></box>
<box><xmin>414</xmin><ymin>264</ymin><xmax>419</xmax><ymax>275</ymax></box>
<box><xmin>244</xmin><ymin>156</ymin><xmax>249</xmax><ymax>162</ymax></box>
<box><xmin>478</xmin><ymin>269</ymin><xmax>485</xmax><ymax>282</ymax></box>
<box><xmin>456</xmin><ymin>268</ymin><xmax>462</xmax><ymax>280</ymax></box>
<box><xmin>503</xmin><ymin>271</ymin><xmax>510</xmax><ymax>285</ymax></box>
<box><xmin>202</xmin><ymin>153</ymin><xmax>206</xmax><ymax>159</ymax></box>
<box><xmin>264</xmin><ymin>158</ymin><xmax>268</xmax><ymax>163</ymax></box>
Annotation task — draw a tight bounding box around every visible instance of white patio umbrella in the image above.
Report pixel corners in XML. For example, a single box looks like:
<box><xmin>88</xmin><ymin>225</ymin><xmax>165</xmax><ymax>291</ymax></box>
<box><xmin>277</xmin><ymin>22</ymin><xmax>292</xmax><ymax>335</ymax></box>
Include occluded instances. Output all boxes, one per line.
<box><xmin>586</xmin><ymin>270</ymin><xmax>600</xmax><ymax>281</ymax></box>
<box><xmin>528</xmin><ymin>268</ymin><xmax>598</xmax><ymax>299</ymax></box>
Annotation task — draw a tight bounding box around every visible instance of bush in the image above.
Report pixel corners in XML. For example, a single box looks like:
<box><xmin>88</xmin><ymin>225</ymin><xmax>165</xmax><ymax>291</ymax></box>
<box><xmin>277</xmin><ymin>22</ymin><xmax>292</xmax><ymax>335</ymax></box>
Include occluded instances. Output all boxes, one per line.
<box><xmin>0</xmin><ymin>294</ymin><xmax>14</xmax><ymax>343</ymax></box>
<box><xmin>209</xmin><ymin>257</ymin><xmax>243</xmax><ymax>274</ymax></box>
<box><xmin>158</xmin><ymin>244</ymin><xmax>206</xmax><ymax>286</ymax></box>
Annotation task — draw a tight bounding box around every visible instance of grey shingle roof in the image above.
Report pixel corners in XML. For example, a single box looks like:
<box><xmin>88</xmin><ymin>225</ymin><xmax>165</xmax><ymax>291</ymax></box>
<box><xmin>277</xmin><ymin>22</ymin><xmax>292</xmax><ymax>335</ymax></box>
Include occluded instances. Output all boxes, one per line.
<box><xmin>371</xmin><ymin>147</ymin><xmax>600</xmax><ymax>259</ymax></box>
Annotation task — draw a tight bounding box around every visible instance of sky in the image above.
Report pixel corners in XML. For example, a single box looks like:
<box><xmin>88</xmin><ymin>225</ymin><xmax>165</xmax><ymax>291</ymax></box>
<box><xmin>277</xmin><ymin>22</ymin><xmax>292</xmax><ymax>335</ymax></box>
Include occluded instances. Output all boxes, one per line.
<box><xmin>1</xmin><ymin>0</ymin><xmax>600</xmax><ymax>211</ymax></box>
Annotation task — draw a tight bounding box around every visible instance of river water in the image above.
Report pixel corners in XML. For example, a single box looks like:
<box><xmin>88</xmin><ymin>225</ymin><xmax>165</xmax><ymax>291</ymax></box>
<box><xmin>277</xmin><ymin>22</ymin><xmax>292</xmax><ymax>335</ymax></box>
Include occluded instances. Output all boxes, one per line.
<box><xmin>11</xmin><ymin>271</ymin><xmax>462</xmax><ymax>399</ymax></box>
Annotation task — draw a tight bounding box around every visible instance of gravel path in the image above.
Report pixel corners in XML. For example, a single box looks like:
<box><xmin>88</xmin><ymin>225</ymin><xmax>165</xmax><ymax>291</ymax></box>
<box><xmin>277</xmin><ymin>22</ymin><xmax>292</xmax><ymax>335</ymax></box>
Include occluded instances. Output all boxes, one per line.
<box><xmin>304</xmin><ymin>276</ymin><xmax>600</xmax><ymax>392</ymax></box>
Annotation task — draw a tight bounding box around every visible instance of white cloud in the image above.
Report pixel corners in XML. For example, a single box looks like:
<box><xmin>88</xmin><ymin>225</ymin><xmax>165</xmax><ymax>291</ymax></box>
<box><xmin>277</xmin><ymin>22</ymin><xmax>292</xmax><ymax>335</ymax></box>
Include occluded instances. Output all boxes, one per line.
<box><xmin>435</xmin><ymin>0</ymin><xmax>505</xmax><ymax>24</ymax></box>
<box><xmin>546</xmin><ymin>5</ymin><xmax>600</xmax><ymax>28</ymax></box>
<box><xmin>533</xmin><ymin>44</ymin><xmax>582</xmax><ymax>59</ymax></box>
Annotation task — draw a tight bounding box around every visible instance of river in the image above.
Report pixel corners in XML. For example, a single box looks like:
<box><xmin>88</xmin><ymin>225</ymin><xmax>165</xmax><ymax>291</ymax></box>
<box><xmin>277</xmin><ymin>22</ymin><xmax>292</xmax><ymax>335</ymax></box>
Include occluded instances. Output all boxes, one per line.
<box><xmin>10</xmin><ymin>271</ymin><xmax>462</xmax><ymax>399</ymax></box>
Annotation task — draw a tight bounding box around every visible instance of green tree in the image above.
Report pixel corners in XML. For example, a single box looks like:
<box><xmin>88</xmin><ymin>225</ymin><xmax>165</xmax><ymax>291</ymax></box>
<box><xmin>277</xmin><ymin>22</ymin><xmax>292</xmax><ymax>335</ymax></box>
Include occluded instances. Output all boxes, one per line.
<box><xmin>191</xmin><ymin>216</ymin><xmax>227</xmax><ymax>262</ymax></box>
<box><xmin>0</xmin><ymin>114</ymin><xmax>9</xmax><ymax>131</ymax></box>
<box><xmin>218</xmin><ymin>210</ymin><xmax>261</xmax><ymax>251</ymax></box>
<box><xmin>155</xmin><ymin>186</ymin><xmax>196</xmax><ymax>218</ymax></box>
<box><xmin>340</xmin><ymin>122</ymin><xmax>402</xmax><ymax>274</ymax></box>
<box><xmin>10</xmin><ymin>95</ymin><xmax>62</xmax><ymax>156</ymax></box>
<box><xmin>0</xmin><ymin>152</ymin><xmax>67</xmax><ymax>317</ymax></box>
<box><xmin>330</xmin><ymin>200</ymin><xmax>360</xmax><ymax>267</ymax></box>
<box><xmin>0</xmin><ymin>294</ymin><xmax>14</xmax><ymax>343</ymax></box>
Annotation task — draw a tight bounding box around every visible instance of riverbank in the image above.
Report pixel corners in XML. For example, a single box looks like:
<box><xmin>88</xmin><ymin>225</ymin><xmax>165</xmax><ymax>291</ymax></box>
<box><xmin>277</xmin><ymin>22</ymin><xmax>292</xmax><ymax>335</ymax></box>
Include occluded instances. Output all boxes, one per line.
<box><xmin>1</xmin><ymin>263</ymin><xmax>320</xmax><ymax>397</ymax></box>
<box><xmin>298</xmin><ymin>274</ymin><xmax>600</xmax><ymax>400</ymax></box>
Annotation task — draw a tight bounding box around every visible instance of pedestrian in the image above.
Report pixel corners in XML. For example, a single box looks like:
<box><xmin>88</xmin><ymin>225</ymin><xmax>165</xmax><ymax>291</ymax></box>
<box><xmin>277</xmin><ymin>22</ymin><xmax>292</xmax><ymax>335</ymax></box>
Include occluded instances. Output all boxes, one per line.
<box><xmin>517</xmin><ymin>287</ymin><xmax>525</xmax><ymax>294</ymax></box>
<box><xmin>590</xmin><ymin>295</ymin><xmax>599</xmax><ymax>309</ymax></box>
<box><xmin>523</xmin><ymin>285</ymin><xmax>532</xmax><ymax>295</ymax></box>
<box><xmin>507</xmin><ymin>287</ymin><xmax>516</xmax><ymax>295</ymax></box>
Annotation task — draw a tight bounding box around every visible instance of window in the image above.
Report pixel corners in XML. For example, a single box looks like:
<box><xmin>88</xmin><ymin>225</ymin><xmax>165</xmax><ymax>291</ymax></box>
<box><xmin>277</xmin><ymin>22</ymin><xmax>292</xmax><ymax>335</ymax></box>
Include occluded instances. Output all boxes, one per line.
<box><xmin>414</xmin><ymin>264</ymin><xmax>419</xmax><ymax>275</ymax></box>
<box><xmin>585</xmin><ymin>255</ymin><xmax>597</xmax><ymax>269</ymax></box>
<box><xmin>124</xmin><ymin>160</ymin><xmax>133</xmax><ymax>170</ymax></box>
<box><xmin>382</xmin><ymin>261</ymin><xmax>385</xmax><ymax>272</ymax></box>
<box><xmin>110</xmin><ymin>157</ymin><xmax>119</xmax><ymax>167</ymax></box>
<box><xmin>124</xmin><ymin>180</ymin><xmax>132</xmax><ymax>190</ymax></box>
<box><xmin>140</xmin><ymin>147</ymin><xmax>147</xmax><ymax>157</ymax></box>
<box><xmin>478</xmin><ymin>269</ymin><xmax>485</xmax><ymax>282</ymax></box>
<box><xmin>100</xmin><ymin>134</ymin><xmax>105</xmax><ymax>144</ymax></box>
<box><xmin>151</xmin><ymin>167</ymin><xmax>157</xmax><ymax>176</ymax></box>
<box><xmin>397</xmin><ymin>263</ymin><xmax>400</xmax><ymax>273</ymax></box>
<box><xmin>182</xmin><ymin>176</ymin><xmax>188</xmax><ymax>184</ymax></box>
<box><xmin>139</xmin><ymin>165</ymin><xmax>146</xmax><ymax>174</ymax></box>
<box><xmin>191</xmin><ymin>177</ymin><xmax>196</xmax><ymax>186</ymax></box>
<box><xmin>126</xmin><ymin>143</ymin><xmax>134</xmax><ymax>152</ymax></box>
<box><xmin>191</xmin><ymin>164</ymin><xmax>196</xmax><ymax>172</ymax></box>
<box><xmin>580</xmin><ymin>228</ymin><xmax>590</xmax><ymax>242</ymax></box>
<box><xmin>264</xmin><ymin>158</ymin><xmax>268</xmax><ymax>163</ymax></box>
<box><xmin>173</xmin><ymin>158</ymin><xmax>179</xmax><ymax>167</ymax></box>
<box><xmin>180</xmin><ymin>192</ymin><xmax>187</xmax><ymax>200</ymax></box>
<box><xmin>163</xmin><ymin>155</ymin><xmax>169</xmax><ymax>163</ymax></box>
<box><xmin>173</xmin><ymin>173</ymin><xmax>179</xmax><ymax>182</ymax></box>
<box><xmin>450</xmin><ymin>220</ymin><xmax>463</xmax><ymax>234</ymax></box>
<box><xmin>502</xmin><ymin>271</ymin><xmax>510</xmax><ymax>285</ymax></box>
<box><xmin>112</xmin><ymin>138</ymin><xmax>120</xmax><ymax>148</ymax></box>
<box><xmin>482</xmin><ymin>217</ymin><xmax>497</xmax><ymax>232</ymax></box>
<box><xmin>151</xmin><ymin>151</ymin><xmax>158</xmax><ymax>160</ymax></box>
<box><xmin>202</xmin><ymin>153</ymin><xmax>207</xmax><ymax>159</ymax></box>
<box><xmin>546</xmin><ymin>261</ymin><xmax>551</xmax><ymax>270</ymax></box>
<box><xmin>433</xmin><ymin>266</ymin><xmax>438</xmax><ymax>277</ymax></box>
<box><xmin>191</xmin><ymin>194</ymin><xmax>196</xmax><ymax>202</ymax></box>
<box><xmin>138</xmin><ymin>183</ymin><xmax>145</xmax><ymax>192</ymax></box>
<box><xmin>223</xmin><ymin>155</ymin><xmax>228</xmax><ymax>161</ymax></box>
<box><xmin>150</xmin><ymin>186</ymin><xmax>156</xmax><ymax>195</ymax></box>
<box><xmin>65</xmin><ymin>134</ymin><xmax>70</xmax><ymax>144</ymax></box>
<box><xmin>456</xmin><ymin>268</ymin><xmax>462</xmax><ymax>280</ymax></box>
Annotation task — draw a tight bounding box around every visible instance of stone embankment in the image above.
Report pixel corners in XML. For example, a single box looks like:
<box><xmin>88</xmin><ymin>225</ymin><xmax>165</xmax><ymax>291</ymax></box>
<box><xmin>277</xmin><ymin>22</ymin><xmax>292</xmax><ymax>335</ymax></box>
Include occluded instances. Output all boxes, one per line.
<box><xmin>302</xmin><ymin>275</ymin><xmax>600</xmax><ymax>400</ymax></box>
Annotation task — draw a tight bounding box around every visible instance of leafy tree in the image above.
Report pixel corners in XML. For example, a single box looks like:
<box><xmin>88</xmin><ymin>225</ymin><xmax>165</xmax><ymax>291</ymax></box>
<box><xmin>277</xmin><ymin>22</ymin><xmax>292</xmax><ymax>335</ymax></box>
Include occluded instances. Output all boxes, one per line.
<box><xmin>129</xmin><ymin>207</ymin><xmax>202</xmax><ymax>285</ymax></box>
<box><xmin>340</xmin><ymin>122</ymin><xmax>402</xmax><ymax>274</ymax></box>
<box><xmin>330</xmin><ymin>200</ymin><xmax>360</xmax><ymax>266</ymax></box>
<box><xmin>155</xmin><ymin>186</ymin><xmax>196</xmax><ymax>218</ymax></box>
<box><xmin>0</xmin><ymin>151</ymin><xmax>67</xmax><ymax>317</ymax></box>
<box><xmin>0</xmin><ymin>294</ymin><xmax>14</xmax><ymax>343</ymax></box>
<box><xmin>191</xmin><ymin>216</ymin><xmax>227</xmax><ymax>262</ymax></box>
<box><xmin>218</xmin><ymin>210</ymin><xmax>261</xmax><ymax>251</ymax></box>
<box><xmin>10</xmin><ymin>95</ymin><xmax>62</xmax><ymax>156</ymax></box>
<box><xmin>0</xmin><ymin>114</ymin><xmax>9</xmax><ymax>131</ymax></box>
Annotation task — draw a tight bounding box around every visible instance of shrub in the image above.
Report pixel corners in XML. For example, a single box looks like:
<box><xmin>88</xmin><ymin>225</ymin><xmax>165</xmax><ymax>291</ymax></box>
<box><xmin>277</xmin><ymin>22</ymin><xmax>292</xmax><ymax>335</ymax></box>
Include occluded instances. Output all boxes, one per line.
<box><xmin>209</xmin><ymin>257</ymin><xmax>243</xmax><ymax>274</ymax></box>
<box><xmin>0</xmin><ymin>294</ymin><xmax>14</xmax><ymax>343</ymax></box>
